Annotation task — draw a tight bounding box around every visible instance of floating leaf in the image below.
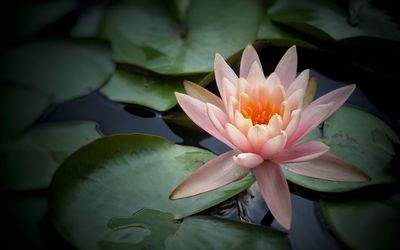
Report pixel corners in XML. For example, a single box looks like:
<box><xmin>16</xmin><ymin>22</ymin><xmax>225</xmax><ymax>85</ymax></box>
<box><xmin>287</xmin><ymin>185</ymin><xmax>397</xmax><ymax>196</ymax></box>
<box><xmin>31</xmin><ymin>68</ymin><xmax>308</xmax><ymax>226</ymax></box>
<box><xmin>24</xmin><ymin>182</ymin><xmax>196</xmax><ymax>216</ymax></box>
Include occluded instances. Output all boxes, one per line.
<box><xmin>100</xmin><ymin>69</ymin><xmax>207</xmax><ymax>111</ymax></box>
<box><xmin>0</xmin><ymin>39</ymin><xmax>115</xmax><ymax>102</ymax></box>
<box><xmin>100</xmin><ymin>0</ymin><xmax>262</xmax><ymax>74</ymax></box>
<box><xmin>284</xmin><ymin>106</ymin><xmax>399</xmax><ymax>192</ymax></box>
<box><xmin>320</xmin><ymin>193</ymin><xmax>400</xmax><ymax>250</ymax></box>
<box><xmin>257</xmin><ymin>14</ymin><xmax>318</xmax><ymax>49</ymax></box>
<box><xmin>0</xmin><ymin>85</ymin><xmax>50</xmax><ymax>144</ymax></box>
<box><xmin>0</xmin><ymin>121</ymin><xmax>102</xmax><ymax>191</ymax></box>
<box><xmin>50</xmin><ymin>134</ymin><xmax>256</xmax><ymax>249</ymax></box>
<box><xmin>71</xmin><ymin>5</ymin><xmax>104</xmax><ymax>38</ymax></box>
<box><xmin>99</xmin><ymin>209</ymin><xmax>289</xmax><ymax>250</ymax></box>
<box><xmin>268</xmin><ymin>0</ymin><xmax>400</xmax><ymax>42</ymax></box>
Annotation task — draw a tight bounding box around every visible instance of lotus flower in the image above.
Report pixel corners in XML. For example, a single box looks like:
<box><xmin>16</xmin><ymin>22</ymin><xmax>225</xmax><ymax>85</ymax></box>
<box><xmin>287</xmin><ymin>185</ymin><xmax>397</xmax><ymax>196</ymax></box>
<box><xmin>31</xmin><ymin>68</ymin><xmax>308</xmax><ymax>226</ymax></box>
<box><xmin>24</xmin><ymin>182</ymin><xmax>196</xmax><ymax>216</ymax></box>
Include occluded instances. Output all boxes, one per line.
<box><xmin>170</xmin><ymin>45</ymin><xmax>369</xmax><ymax>230</ymax></box>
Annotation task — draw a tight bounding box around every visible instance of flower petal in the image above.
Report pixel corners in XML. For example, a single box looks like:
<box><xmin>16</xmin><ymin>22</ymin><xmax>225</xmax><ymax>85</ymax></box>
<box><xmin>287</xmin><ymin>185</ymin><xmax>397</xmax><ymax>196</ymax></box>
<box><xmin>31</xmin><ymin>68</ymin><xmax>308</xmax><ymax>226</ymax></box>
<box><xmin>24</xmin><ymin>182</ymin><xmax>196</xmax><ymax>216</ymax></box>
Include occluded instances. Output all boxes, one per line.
<box><xmin>286</xmin><ymin>103</ymin><xmax>333</xmax><ymax>147</ymax></box>
<box><xmin>255</xmin><ymin>161</ymin><xmax>292</xmax><ymax>230</ymax></box>
<box><xmin>225</xmin><ymin>123</ymin><xmax>252</xmax><ymax>152</ymax></box>
<box><xmin>170</xmin><ymin>150</ymin><xmax>249</xmax><ymax>199</ymax></box>
<box><xmin>306</xmin><ymin>84</ymin><xmax>355</xmax><ymax>119</ymax></box>
<box><xmin>215</xmin><ymin>53</ymin><xmax>238</xmax><ymax>96</ymax></box>
<box><xmin>207</xmin><ymin>103</ymin><xmax>229</xmax><ymax>137</ymax></box>
<box><xmin>286</xmin><ymin>69</ymin><xmax>310</xmax><ymax>97</ymax></box>
<box><xmin>274</xmin><ymin>141</ymin><xmax>329</xmax><ymax>163</ymax></box>
<box><xmin>184</xmin><ymin>80</ymin><xmax>224</xmax><ymax>111</ymax></box>
<box><xmin>248</xmin><ymin>124</ymin><xmax>272</xmax><ymax>151</ymax></box>
<box><xmin>222</xmin><ymin>78</ymin><xmax>237</xmax><ymax>109</ymax></box>
<box><xmin>284</xmin><ymin>153</ymin><xmax>370</xmax><ymax>182</ymax></box>
<box><xmin>284</xmin><ymin>109</ymin><xmax>301</xmax><ymax>138</ymax></box>
<box><xmin>261</xmin><ymin>131</ymin><xmax>287</xmax><ymax>159</ymax></box>
<box><xmin>234</xmin><ymin>110</ymin><xmax>253</xmax><ymax>134</ymax></box>
<box><xmin>267</xmin><ymin>114</ymin><xmax>283</xmax><ymax>135</ymax></box>
<box><xmin>176</xmin><ymin>93</ymin><xmax>235</xmax><ymax>149</ymax></box>
<box><xmin>247</xmin><ymin>61</ymin><xmax>265</xmax><ymax>85</ymax></box>
<box><xmin>233</xmin><ymin>153</ymin><xmax>264</xmax><ymax>169</ymax></box>
<box><xmin>303</xmin><ymin>76</ymin><xmax>317</xmax><ymax>107</ymax></box>
<box><xmin>240</xmin><ymin>44</ymin><xmax>262</xmax><ymax>78</ymax></box>
<box><xmin>274</xmin><ymin>46</ymin><xmax>297</xmax><ymax>90</ymax></box>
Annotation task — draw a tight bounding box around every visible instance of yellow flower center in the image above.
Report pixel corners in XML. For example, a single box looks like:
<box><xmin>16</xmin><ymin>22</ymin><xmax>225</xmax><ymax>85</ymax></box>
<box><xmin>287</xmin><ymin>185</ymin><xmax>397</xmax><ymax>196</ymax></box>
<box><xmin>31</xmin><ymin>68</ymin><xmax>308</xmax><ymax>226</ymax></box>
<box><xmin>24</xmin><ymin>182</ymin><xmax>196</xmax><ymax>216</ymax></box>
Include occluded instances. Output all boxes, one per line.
<box><xmin>241</xmin><ymin>100</ymin><xmax>276</xmax><ymax>125</ymax></box>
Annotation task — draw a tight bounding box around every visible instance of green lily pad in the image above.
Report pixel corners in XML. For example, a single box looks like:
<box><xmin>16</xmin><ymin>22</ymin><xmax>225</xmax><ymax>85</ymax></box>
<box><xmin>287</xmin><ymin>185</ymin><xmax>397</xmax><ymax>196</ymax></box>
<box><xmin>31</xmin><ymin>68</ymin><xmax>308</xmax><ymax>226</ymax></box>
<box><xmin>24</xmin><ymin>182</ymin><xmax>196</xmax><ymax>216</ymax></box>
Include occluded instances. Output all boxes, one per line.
<box><xmin>267</xmin><ymin>0</ymin><xmax>400</xmax><ymax>42</ymax></box>
<box><xmin>257</xmin><ymin>14</ymin><xmax>318</xmax><ymax>49</ymax></box>
<box><xmin>100</xmin><ymin>69</ymin><xmax>207</xmax><ymax>111</ymax></box>
<box><xmin>0</xmin><ymin>85</ymin><xmax>50</xmax><ymax>144</ymax></box>
<box><xmin>100</xmin><ymin>0</ymin><xmax>262</xmax><ymax>74</ymax></box>
<box><xmin>71</xmin><ymin>5</ymin><xmax>104</xmax><ymax>38</ymax></box>
<box><xmin>320</xmin><ymin>192</ymin><xmax>400</xmax><ymax>250</ymax></box>
<box><xmin>0</xmin><ymin>39</ymin><xmax>115</xmax><ymax>102</ymax></box>
<box><xmin>50</xmin><ymin>134</ymin><xmax>256</xmax><ymax>249</ymax></box>
<box><xmin>284</xmin><ymin>106</ymin><xmax>399</xmax><ymax>192</ymax></box>
<box><xmin>4</xmin><ymin>0</ymin><xmax>76</xmax><ymax>39</ymax></box>
<box><xmin>0</xmin><ymin>121</ymin><xmax>102</xmax><ymax>191</ymax></box>
<box><xmin>99</xmin><ymin>209</ymin><xmax>289</xmax><ymax>250</ymax></box>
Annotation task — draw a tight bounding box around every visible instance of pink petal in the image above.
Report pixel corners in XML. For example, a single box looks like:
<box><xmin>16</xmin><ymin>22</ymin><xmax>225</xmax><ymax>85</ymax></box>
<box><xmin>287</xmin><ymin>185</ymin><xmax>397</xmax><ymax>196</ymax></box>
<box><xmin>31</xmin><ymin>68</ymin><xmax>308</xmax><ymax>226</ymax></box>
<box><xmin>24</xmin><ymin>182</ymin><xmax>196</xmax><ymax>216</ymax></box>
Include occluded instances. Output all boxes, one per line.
<box><xmin>286</xmin><ymin>103</ymin><xmax>333</xmax><ymax>147</ymax></box>
<box><xmin>246</xmin><ymin>62</ymin><xmax>265</xmax><ymax>85</ymax></box>
<box><xmin>261</xmin><ymin>131</ymin><xmax>287</xmax><ymax>159</ymax></box>
<box><xmin>240</xmin><ymin>44</ymin><xmax>262</xmax><ymax>78</ymax></box>
<box><xmin>207</xmin><ymin>103</ymin><xmax>230</xmax><ymax>137</ymax></box>
<box><xmin>303</xmin><ymin>76</ymin><xmax>317</xmax><ymax>107</ymax></box>
<box><xmin>255</xmin><ymin>161</ymin><xmax>292</xmax><ymax>230</ymax></box>
<box><xmin>222</xmin><ymin>78</ymin><xmax>237</xmax><ymax>109</ymax></box>
<box><xmin>287</xmin><ymin>89</ymin><xmax>304</xmax><ymax>111</ymax></box>
<box><xmin>233</xmin><ymin>153</ymin><xmax>264</xmax><ymax>168</ymax></box>
<box><xmin>176</xmin><ymin>93</ymin><xmax>235</xmax><ymax>149</ymax></box>
<box><xmin>284</xmin><ymin>153</ymin><xmax>370</xmax><ymax>181</ymax></box>
<box><xmin>274</xmin><ymin>141</ymin><xmax>329</xmax><ymax>163</ymax></box>
<box><xmin>267</xmin><ymin>114</ymin><xmax>283</xmax><ymax>135</ymax></box>
<box><xmin>225</xmin><ymin>123</ymin><xmax>252</xmax><ymax>152</ymax></box>
<box><xmin>170</xmin><ymin>150</ymin><xmax>249</xmax><ymax>199</ymax></box>
<box><xmin>274</xmin><ymin>46</ymin><xmax>297</xmax><ymax>90</ymax></box>
<box><xmin>184</xmin><ymin>80</ymin><xmax>224</xmax><ymax>111</ymax></box>
<box><xmin>248</xmin><ymin>124</ymin><xmax>272</xmax><ymax>151</ymax></box>
<box><xmin>286</xmin><ymin>69</ymin><xmax>310</xmax><ymax>97</ymax></box>
<box><xmin>215</xmin><ymin>53</ymin><xmax>238</xmax><ymax>96</ymax></box>
<box><xmin>284</xmin><ymin>109</ymin><xmax>301</xmax><ymax>138</ymax></box>
<box><xmin>306</xmin><ymin>84</ymin><xmax>355</xmax><ymax>119</ymax></box>
<box><xmin>234</xmin><ymin>110</ymin><xmax>252</xmax><ymax>133</ymax></box>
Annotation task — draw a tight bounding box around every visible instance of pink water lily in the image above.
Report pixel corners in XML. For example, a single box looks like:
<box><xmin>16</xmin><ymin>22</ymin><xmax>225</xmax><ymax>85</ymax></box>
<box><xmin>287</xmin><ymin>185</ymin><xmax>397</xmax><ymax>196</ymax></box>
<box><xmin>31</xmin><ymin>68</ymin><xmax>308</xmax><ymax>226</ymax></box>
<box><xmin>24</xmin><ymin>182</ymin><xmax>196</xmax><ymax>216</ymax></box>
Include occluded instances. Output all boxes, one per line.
<box><xmin>170</xmin><ymin>45</ymin><xmax>369</xmax><ymax>230</ymax></box>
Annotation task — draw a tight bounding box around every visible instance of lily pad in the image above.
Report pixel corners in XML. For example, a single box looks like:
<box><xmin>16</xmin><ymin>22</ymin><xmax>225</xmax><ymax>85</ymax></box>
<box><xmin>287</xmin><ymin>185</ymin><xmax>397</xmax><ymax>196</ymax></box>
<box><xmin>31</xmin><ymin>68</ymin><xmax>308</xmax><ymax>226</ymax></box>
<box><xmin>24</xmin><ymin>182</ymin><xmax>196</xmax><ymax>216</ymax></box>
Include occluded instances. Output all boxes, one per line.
<box><xmin>100</xmin><ymin>0</ymin><xmax>262</xmax><ymax>74</ymax></box>
<box><xmin>257</xmin><ymin>14</ymin><xmax>318</xmax><ymax>49</ymax></box>
<box><xmin>0</xmin><ymin>121</ymin><xmax>102</xmax><ymax>191</ymax></box>
<box><xmin>99</xmin><ymin>209</ymin><xmax>289</xmax><ymax>250</ymax></box>
<box><xmin>0</xmin><ymin>85</ymin><xmax>50</xmax><ymax>144</ymax></box>
<box><xmin>50</xmin><ymin>134</ymin><xmax>257</xmax><ymax>249</ymax></box>
<box><xmin>320</xmin><ymin>192</ymin><xmax>400</xmax><ymax>250</ymax></box>
<box><xmin>284</xmin><ymin>106</ymin><xmax>399</xmax><ymax>192</ymax></box>
<box><xmin>100</xmin><ymin>69</ymin><xmax>207</xmax><ymax>111</ymax></box>
<box><xmin>0</xmin><ymin>39</ymin><xmax>115</xmax><ymax>102</ymax></box>
<box><xmin>267</xmin><ymin>0</ymin><xmax>400</xmax><ymax>42</ymax></box>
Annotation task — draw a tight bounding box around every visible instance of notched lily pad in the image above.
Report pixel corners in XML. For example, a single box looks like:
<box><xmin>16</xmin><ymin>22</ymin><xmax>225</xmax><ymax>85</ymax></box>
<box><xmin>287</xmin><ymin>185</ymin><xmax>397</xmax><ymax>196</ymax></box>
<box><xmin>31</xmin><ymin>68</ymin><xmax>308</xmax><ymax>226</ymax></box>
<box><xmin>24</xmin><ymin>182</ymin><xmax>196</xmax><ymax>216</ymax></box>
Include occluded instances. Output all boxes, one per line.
<box><xmin>0</xmin><ymin>121</ymin><xmax>102</xmax><ymax>191</ymax></box>
<box><xmin>50</xmin><ymin>134</ymin><xmax>256</xmax><ymax>250</ymax></box>
<box><xmin>100</xmin><ymin>69</ymin><xmax>208</xmax><ymax>111</ymax></box>
<box><xmin>100</xmin><ymin>0</ymin><xmax>262</xmax><ymax>74</ymax></box>
<box><xmin>284</xmin><ymin>106</ymin><xmax>399</xmax><ymax>192</ymax></box>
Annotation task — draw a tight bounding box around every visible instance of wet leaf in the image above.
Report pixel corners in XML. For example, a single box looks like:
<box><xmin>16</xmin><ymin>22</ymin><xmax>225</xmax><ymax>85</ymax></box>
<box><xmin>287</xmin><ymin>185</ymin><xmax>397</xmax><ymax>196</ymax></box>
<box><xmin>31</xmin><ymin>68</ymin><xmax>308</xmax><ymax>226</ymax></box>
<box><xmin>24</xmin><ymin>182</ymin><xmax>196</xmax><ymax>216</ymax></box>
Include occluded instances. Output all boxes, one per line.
<box><xmin>284</xmin><ymin>106</ymin><xmax>399</xmax><ymax>192</ymax></box>
<box><xmin>100</xmin><ymin>0</ymin><xmax>262</xmax><ymax>74</ymax></box>
<box><xmin>0</xmin><ymin>85</ymin><xmax>50</xmax><ymax>144</ymax></box>
<box><xmin>0</xmin><ymin>121</ymin><xmax>102</xmax><ymax>191</ymax></box>
<box><xmin>320</xmin><ymin>192</ymin><xmax>400</xmax><ymax>250</ymax></box>
<box><xmin>0</xmin><ymin>39</ymin><xmax>115</xmax><ymax>102</ymax></box>
<box><xmin>100</xmin><ymin>69</ymin><xmax>207</xmax><ymax>111</ymax></box>
<box><xmin>268</xmin><ymin>0</ymin><xmax>400</xmax><ymax>42</ymax></box>
<box><xmin>257</xmin><ymin>15</ymin><xmax>318</xmax><ymax>49</ymax></box>
<box><xmin>99</xmin><ymin>209</ymin><xmax>289</xmax><ymax>250</ymax></box>
<box><xmin>50</xmin><ymin>134</ymin><xmax>256</xmax><ymax>249</ymax></box>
